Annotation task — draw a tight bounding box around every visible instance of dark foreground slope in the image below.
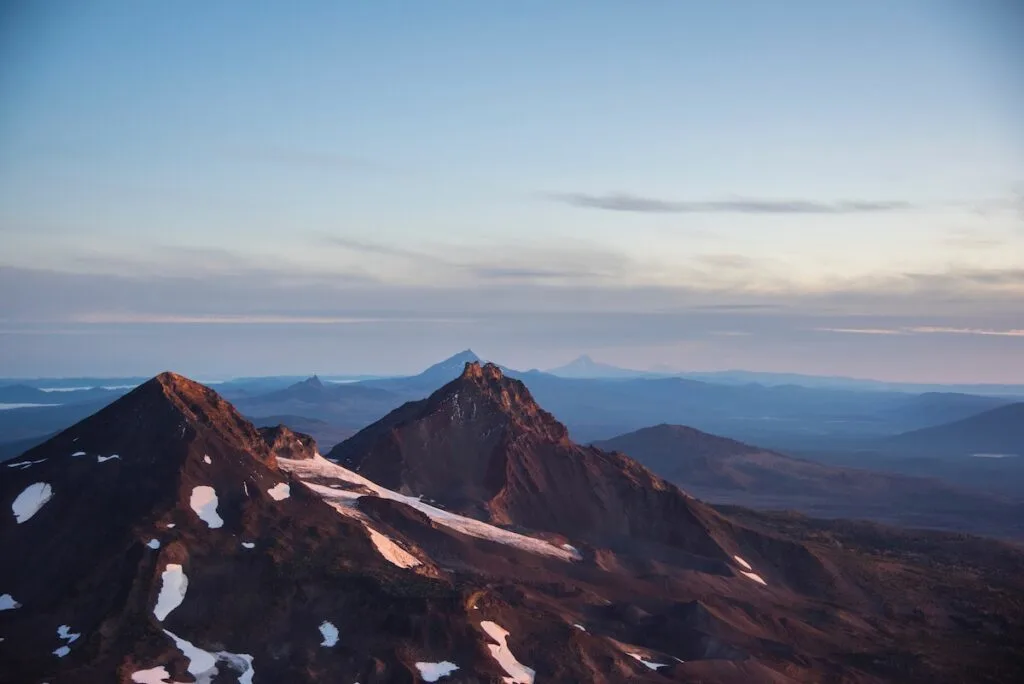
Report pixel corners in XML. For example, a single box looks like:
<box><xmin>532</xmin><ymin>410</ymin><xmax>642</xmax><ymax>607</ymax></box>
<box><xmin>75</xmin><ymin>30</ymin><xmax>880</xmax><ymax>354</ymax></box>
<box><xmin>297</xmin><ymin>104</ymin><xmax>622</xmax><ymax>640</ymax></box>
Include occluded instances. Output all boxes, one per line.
<box><xmin>3</xmin><ymin>371</ymin><xmax>1024</xmax><ymax>682</ymax></box>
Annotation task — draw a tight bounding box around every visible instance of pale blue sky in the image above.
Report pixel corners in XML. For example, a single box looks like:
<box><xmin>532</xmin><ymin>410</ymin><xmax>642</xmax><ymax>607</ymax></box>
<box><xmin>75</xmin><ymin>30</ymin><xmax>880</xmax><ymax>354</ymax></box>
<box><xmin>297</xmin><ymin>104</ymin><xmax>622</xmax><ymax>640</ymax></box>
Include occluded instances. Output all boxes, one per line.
<box><xmin>1</xmin><ymin>1</ymin><xmax>1022</xmax><ymax>379</ymax></box>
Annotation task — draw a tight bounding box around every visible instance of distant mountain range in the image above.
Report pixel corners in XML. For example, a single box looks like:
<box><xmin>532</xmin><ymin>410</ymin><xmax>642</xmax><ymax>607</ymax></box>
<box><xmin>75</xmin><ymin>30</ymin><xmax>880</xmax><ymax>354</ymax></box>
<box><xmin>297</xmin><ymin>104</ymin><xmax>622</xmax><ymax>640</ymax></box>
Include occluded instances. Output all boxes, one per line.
<box><xmin>594</xmin><ymin>424</ymin><xmax>1023</xmax><ymax>539</ymax></box>
<box><xmin>545</xmin><ymin>355</ymin><xmax>657</xmax><ymax>379</ymax></box>
<box><xmin>884</xmin><ymin>402</ymin><xmax>1024</xmax><ymax>457</ymax></box>
<box><xmin>2</xmin><ymin>350</ymin><xmax>1022</xmax><ymax>500</ymax></box>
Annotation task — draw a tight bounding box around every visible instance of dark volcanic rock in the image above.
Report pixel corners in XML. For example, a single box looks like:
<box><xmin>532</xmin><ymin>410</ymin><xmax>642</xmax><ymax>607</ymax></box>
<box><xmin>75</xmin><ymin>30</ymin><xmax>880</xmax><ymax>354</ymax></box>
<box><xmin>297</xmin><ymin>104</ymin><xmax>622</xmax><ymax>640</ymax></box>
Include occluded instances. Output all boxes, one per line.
<box><xmin>332</xmin><ymin>363</ymin><xmax>764</xmax><ymax>562</ymax></box>
<box><xmin>258</xmin><ymin>424</ymin><xmax>318</xmax><ymax>460</ymax></box>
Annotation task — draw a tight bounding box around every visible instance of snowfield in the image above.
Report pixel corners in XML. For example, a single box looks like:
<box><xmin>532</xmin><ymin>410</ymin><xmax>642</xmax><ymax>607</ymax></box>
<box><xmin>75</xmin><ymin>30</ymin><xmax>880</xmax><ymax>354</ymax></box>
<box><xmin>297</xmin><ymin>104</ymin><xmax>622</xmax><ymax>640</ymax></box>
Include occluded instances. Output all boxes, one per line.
<box><xmin>415</xmin><ymin>661</ymin><xmax>460</xmax><ymax>681</ymax></box>
<box><xmin>189</xmin><ymin>486</ymin><xmax>223</xmax><ymax>528</ymax></box>
<box><xmin>267</xmin><ymin>482</ymin><xmax>290</xmax><ymax>501</ymax></box>
<box><xmin>154</xmin><ymin>564</ymin><xmax>188</xmax><ymax>621</ymax></box>
<box><xmin>365</xmin><ymin>525</ymin><xmax>422</xmax><ymax>568</ymax></box>
<box><xmin>12</xmin><ymin>482</ymin><xmax>53</xmax><ymax>523</ymax></box>
<box><xmin>319</xmin><ymin>621</ymin><xmax>339</xmax><ymax>647</ymax></box>
<box><xmin>481</xmin><ymin>621</ymin><xmax>535</xmax><ymax>684</ymax></box>
<box><xmin>163</xmin><ymin>629</ymin><xmax>255</xmax><ymax>684</ymax></box>
<box><xmin>279</xmin><ymin>455</ymin><xmax>580</xmax><ymax>562</ymax></box>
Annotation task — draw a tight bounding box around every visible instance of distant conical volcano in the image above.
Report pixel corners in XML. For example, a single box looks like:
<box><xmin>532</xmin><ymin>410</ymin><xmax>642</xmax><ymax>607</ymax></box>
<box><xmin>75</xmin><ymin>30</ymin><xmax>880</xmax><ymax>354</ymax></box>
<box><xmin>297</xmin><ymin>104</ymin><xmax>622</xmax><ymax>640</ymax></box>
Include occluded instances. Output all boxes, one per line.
<box><xmin>415</xmin><ymin>349</ymin><xmax>482</xmax><ymax>382</ymax></box>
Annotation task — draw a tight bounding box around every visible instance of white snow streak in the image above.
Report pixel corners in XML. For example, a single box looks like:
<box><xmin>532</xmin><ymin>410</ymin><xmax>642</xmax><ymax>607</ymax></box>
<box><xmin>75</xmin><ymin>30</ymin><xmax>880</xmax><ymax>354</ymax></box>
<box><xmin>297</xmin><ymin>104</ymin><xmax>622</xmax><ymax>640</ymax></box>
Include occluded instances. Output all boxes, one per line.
<box><xmin>154</xmin><ymin>564</ymin><xmax>188</xmax><ymax>621</ymax></box>
<box><xmin>572</xmin><ymin>623</ymin><xmax>586</xmax><ymax>631</ymax></box>
<box><xmin>203</xmin><ymin>455</ymin><xmax>212</xmax><ymax>464</ymax></box>
<box><xmin>365</xmin><ymin>526</ymin><xmax>421</xmax><ymax>568</ymax></box>
<box><xmin>319</xmin><ymin>621</ymin><xmax>339</xmax><ymax>647</ymax></box>
<box><xmin>0</xmin><ymin>594</ymin><xmax>21</xmax><ymax>611</ymax></box>
<box><xmin>97</xmin><ymin>454</ymin><xmax>120</xmax><ymax>463</ymax></box>
<box><xmin>71</xmin><ymin>451</ymin><xmax>86</xmax><ymax>457</ymax></box>
<box><xmin>480</xmin><ymin>621</ymin><xmax>535</xmax><ymax>684</ymax></box>
<box><xmin>415</xmin><ymin>661</ymin><xmax>459</xmax><ymax>681</ymax></box>
<box><xmin>279</xmin><ymin>455</ymin><xmax>578</xmax><ymax>562</ymax></box>
<box><xmin>12</xmin><ymin>482</ymin><xmax>53</xmax><ymax>523</ymax></box>
<box><xmin>6</xmin><ymin>459</ymin><xmax>46</xmax><ymax>470</ymax></box>
<box><xmin>740</xmin><ymin>570</ymin><xmax>767</xmax><ymax>586</ymax></box>
<box><xmin>241</xmin><ymin>542</ymin><xmax>255</xmax><ymax>549</ymax></box>
<box><xmin>629</xmin><ymin>653</ymin><xmax>668</xmax><ymax>670</ymax></box>
<box><xmin>733</xmin><ymin>555</ymin><xmax>752</xmax><ymax>570</ymax></box>
<box><xmin>189</xmin><ymin>486</ymin><xmax>223</xmax><ymax>528</ymax></box>
<box><xmin>267</xmin><ymin>482</ymin><xmax>290</xmax><ymax>501</ymax></box>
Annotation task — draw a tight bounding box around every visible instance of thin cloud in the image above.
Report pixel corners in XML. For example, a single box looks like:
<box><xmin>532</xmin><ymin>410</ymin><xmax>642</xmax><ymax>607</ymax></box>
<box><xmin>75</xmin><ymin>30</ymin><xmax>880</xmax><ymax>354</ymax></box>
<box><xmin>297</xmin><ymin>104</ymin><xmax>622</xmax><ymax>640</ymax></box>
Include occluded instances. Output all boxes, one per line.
<box><xmin>470</xmin><ymin>266</ymin><xmax>611</xmax><ymax>280</ymax></box>
<box><xmin>319</xmin><ymin>235</ymin><xmax>440</xmax><ymax>262</ymax></box>
<box><xmin>815</xmin><ymin>327</ymin><xmax>909</xmax><ymax>335</ymax></box>
<box><xmin>548</xmin><ymin>192</ymin><xmax>914</xmax><ymax>214</ymax></box>
<box><xmin>816</xmin><ymin>326</ymin><xmax>1024</xmax><ymax>337</ymax></box>
<box><xmin>908</xmin><ymin>326</ymin><xmax>1024</xmax><ymax>337</ymax></box>
<box><xmin>69</xmin><ymin>313</ymin><xmax>472</xmax><ymax>325</ymax></box>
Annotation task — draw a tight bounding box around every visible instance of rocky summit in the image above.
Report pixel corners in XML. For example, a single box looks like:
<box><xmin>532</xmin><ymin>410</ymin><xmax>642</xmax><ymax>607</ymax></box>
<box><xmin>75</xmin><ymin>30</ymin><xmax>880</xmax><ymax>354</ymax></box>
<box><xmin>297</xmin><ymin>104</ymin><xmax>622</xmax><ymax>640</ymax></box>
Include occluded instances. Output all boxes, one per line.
<box><xmin>1</xmin><ymin>369</ymin><xmax>1023</xmax><ymax>683</ymax></box>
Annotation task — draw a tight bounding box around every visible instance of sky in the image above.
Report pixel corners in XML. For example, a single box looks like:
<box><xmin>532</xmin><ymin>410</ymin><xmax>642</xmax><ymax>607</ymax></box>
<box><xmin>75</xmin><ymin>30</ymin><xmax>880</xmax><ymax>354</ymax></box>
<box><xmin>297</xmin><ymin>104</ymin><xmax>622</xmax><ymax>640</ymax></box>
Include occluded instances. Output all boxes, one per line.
<box><xmin>1</xmin><ymin>1</ymin><xmax>1022</xmax><ymax>381</ymax></box>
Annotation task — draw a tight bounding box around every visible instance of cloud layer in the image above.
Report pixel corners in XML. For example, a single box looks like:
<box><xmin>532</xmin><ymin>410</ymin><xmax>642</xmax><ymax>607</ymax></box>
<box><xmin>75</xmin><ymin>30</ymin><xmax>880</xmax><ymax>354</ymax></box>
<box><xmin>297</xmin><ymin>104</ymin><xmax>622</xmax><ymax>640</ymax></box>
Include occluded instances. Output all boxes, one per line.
<box><xmin>549</xmin><ymin>192</ymin><xmax>914</xmax><ymax>214</ymax></box>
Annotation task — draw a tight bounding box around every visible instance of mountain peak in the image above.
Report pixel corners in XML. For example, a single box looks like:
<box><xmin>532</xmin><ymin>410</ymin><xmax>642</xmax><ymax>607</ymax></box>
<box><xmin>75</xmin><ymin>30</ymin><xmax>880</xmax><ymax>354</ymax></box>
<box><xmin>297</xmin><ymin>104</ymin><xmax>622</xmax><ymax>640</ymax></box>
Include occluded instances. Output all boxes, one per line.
<box><xmin>300</xmin><ymin>374</ymin><xmax>324</xmax><ymax>388</ymax></box>
<box><xmin>414</xmin><ymin>349</ymin><xmax>482</xmax><ymax>381</ymax></box>
<box><xmin>458</xmin><ymin>360</ymin><xmax>502</xmax><ymax>381</ymax></box>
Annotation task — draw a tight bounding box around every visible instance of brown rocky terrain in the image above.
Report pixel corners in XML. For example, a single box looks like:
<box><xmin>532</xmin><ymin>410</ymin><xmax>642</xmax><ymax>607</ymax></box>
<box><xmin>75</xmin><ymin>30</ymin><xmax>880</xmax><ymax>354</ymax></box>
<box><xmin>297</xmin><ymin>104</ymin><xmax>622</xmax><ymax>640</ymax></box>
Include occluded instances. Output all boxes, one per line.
<box><xmin>1</xmin><ymin>369</ymin><xmax>1022</xmax><ymax>682</ymax></box>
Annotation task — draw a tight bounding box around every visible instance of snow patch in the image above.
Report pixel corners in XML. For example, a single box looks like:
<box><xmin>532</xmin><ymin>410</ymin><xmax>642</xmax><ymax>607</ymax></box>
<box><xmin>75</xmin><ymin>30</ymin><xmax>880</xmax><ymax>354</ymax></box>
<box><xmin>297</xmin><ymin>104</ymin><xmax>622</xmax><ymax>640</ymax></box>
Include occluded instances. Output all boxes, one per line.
<box><xmin>189</xmin><ymin>486</ymin><xmax>223</xmax><ymax>528</ymax></box>
<box><xmin>572</xmin><ymin>623</ymin><xmax>586</xmax><ymax>631</ymax></box>
<box><xmin>480</xmin><ymin>621</ymin><xmax>535</xmax><ymax>684</ymax></box>
<box><xmin>51</xmin><ymin>624</ymin><xmax>80</xmax><ymax>659</ymax></box>
<box><xmin>57</xmin><ymin>625</ymin><xmax>80</xmax><ymax>643</ymax></box>
<box><xmin>267</xmin><ymin>482</ymin><xmax>290</xmax><ymax>501</ymax></box>
<box><xmin>740</xmin><ymin>570</ymin><xmax>767</xmax><ymax>586</ymax></box>
<box><xmin>154</xmin><ymin>564</ymin><xmax>188</xmax><ymax>621</ymax></box>
<box><xmin>733</xmin><ymin>555</ymin><xmax>752</xmax><ymax>570</ymax></box>
<box><xmin>163</xmin><ymin>629</ymin><xmax>254</xmax><ymax>684</ymax></box>
<box><xmin>241</xmin><ymin>542</ymin><xmax>255</xmax><ymax>549</ymax></box>
<box><xmin>71</xmin><ymin>451</ymin><xmax>86</xmax><ymax>457</ymax></box>
<box><xmin>165</xmin><ymin>523</ymin><xmax>176</xmax><ymax>529</ymax></box>
<box><xmin>415</xmin><ymin>661</ymin><xmax>459</xmax><ymax>681</ymax></box>
<box><xmin>6</xmin><ymin>458</ymin><xmax>46</xmax><ymax>470</ymax></box>
<box><xmin>203</xmin><ymin>455</ymin><xmax>212</xmax><ymax>464</ymax></box>
<box><xmin>147</xmin><ymin>538</ymin><xmax>161</xmax><ymax>549</ymax></box>
<box><xmin>280</xmin><ymin>456</ymin><xmax>578</xmax><ymax>562</ymax></box>
<box><xmin>131</xmin><ymin>666</ymin><xmax>176</xmax><ymax>684</ymax></box>
<box><xmin>0</xmin><ymin>594</ymin><xmax>20</xmax><ymax>611</ymax></box>
<box><xmin>319</xmin><ymin>621</ymin><xmax>339</xmax><ymax>647</ymax></box>
<box><xmin>629</xmin><ymin>653</ymin><xmax>667</xmax><ymax>670</ymax></box>
<box><xmin>12</xmin><ymin>482</ymin><xmax>53</xmax><ymax>523</ymax></box>
<box><xmin>97</xmin><ymin>454</ymin><xmax>120</xmax><ymax>463</ymax></box>
<box><xmin>365</xmin><ymin>525</ymin><xmax>421</xmax><ymax>568</ymax></box>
